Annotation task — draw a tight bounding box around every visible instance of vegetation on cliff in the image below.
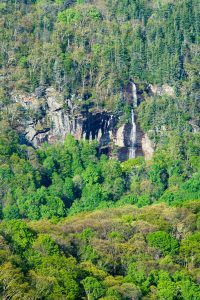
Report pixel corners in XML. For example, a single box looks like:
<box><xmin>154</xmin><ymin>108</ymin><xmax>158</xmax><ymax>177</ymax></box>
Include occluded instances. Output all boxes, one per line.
<box><xmin>0</xmin><ymin>0</ymin><xmax>199</xmax><ymax>110</ymax></box>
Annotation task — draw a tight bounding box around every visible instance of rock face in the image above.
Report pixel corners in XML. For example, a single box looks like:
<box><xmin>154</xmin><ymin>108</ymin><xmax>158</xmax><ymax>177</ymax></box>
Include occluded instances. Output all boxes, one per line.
<box><xmin>11</xmin><ymin>85</ymin><xmax>155</xmax><ymax>161</ymax></box>
<box><xmin>141</xmin><ymin>134</ymin><xmax>154</xmax><ymax>161</ymax></box>
<box><xmin>149</xmin><ymin>84</ymin><xmax>174</xmax><ymax>97</ymax></box>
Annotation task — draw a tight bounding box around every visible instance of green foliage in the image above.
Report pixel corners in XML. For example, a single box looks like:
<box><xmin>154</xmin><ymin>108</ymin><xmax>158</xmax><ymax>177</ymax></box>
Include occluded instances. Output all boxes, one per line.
<box><xmin>88</xmin><ymin>8</ymin><xmax>102</xmax><ymax>21</ymax></box>
<box><xmin>57</xmin><ymin>8</ymin><xmax>81</xmax><ymax>24</ymax></box>
<box><xmin>0</xmin><ymin>204</ymin><xmax>199</xmax><ymax>299</ymax></box>
<box><xmin>0</xmin><ymin>0</ymin><xmax>199</xmax><ymax>216</ymax></box>
<box><xmin>147</xmin><ymin>231</ymin><xmax>179</xmax><ymax>256</ymax></box>
<box><xmin>1</xmin><ymin>0</ymin><xmax>199</xmax><ymax>108</ymax></box>
<box><xmin>3</xmin><ymin>204</ymin><xmax>20</xmax><ymax>220</ymax></box>
<box><xmin>32</xmin><ymin>234</ymin><xmax>60</xmax><ymax>256</ymax></box>
<box><xmin>0</xmin><ymin>130</ymin><xmax>199</xmax><ymax>220</ymax></box>
<box><xmin>0</xmin><ymin>0</ymin><xmax>200</xmax><ymax>299</ymax></box>
<box><xmin>0</xmin><ymin>220</ymin><xmax>34</xmax><ymax>252</ymax></box>
<box><xmin>81</xmin><ymin>276</ymin><xmax>105</xmax><ymax>300</ymax></box>
<box><xmin>180</xmin><ymin>233</ymin><xmax>200</xmax><ymax>268</ymax></box>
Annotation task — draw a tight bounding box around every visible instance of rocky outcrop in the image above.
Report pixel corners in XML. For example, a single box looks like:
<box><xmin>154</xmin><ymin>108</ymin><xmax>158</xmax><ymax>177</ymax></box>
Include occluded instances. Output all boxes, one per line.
<box><xmin>12</xmin><ymin>87</ymin><xmax>136</xmax><ymax>160</ymax></box>
<box><xmin>141</xmin><ymin>133</ymin><xmax>155</xmax><ymax>161</ymax></box>
<box><xmin>149</xmin><ymin>84</ymin><xmax>175</xmax><ymax>97</ymax></box>
<box><xmin>11</xmin><ymin>83</ymin><xmax>161</xmax><ymax>161</ymax></box>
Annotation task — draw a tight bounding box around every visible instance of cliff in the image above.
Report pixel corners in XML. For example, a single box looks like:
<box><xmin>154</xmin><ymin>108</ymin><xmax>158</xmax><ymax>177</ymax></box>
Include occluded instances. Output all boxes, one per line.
<box><xmin>10</xmin><ymin>83</ymin><xmax>165</xmax><ymax>161</ymax></box>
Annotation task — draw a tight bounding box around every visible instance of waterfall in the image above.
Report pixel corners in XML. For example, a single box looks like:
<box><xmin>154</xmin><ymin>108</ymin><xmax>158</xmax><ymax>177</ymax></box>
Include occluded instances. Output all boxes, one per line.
<box><xmin>129</xmin><ymin>82</ymin><xmax>137</xmax><ymax>159</ymax></box>
<box><xmin>132</xmin><ymin>82</ymin><xmax>137</xmax><ymax>108</ymax></box>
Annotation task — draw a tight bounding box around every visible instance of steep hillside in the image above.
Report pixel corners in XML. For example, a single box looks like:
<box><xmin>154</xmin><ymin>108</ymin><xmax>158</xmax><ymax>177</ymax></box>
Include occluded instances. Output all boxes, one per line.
<box><xmin>1</xmin><ymin>0</ymin><xmax>199</xmax><ymax>98</ymax></box>
<box><xmin>0</xmin><ymin>1</ymin><xmax>200</xmax><ymax>299</ymax></box>
<box><xmin>0</xmin><ymin>0</ymin><xmax>199</xmax><ymax>155</ymax></box>
<box><xmin>0</xmin><ymin>0</ymin><xmax>199</xmax><ymax>234</ymax></box>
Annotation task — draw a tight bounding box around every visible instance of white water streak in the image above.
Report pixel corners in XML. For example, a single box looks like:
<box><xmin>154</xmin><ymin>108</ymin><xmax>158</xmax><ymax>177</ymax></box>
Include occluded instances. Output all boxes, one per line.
<box><xmin>129</xmin><ymin>82</ymin><xmax>137</xmax><ymax>159</ymax></box>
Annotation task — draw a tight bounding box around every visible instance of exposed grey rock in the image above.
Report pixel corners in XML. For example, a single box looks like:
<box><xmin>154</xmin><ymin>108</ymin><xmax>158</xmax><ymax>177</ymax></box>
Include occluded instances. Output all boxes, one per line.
<box><xmin>11</xmin><ymin>86</ymin><xmax>154</xmax><ymax>161</ymax></box>
<box><xmin>26</xmin><ymin>127</ymin><xmax>37</xmax><ymax>141</ymax></box>
<box><xmin>35</xmin><ymin>86</ymin><xmax>45</xmax><ymax>98</ymax></box>
<box><xmin>149</xmin><ymin>84</ymin><xmax>174</xmax><ymax>97</ymax></box>
<box><xmin>141</xmin><ymin>133</ymin><xmax>155</xmax><ymax>161</ymax></box>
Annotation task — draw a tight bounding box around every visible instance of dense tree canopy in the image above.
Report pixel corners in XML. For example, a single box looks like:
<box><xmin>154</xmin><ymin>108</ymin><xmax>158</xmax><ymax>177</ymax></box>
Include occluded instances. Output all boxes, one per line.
<box><xmin>0</xmin><ymin>0</ymin><xmax>199</xmax><ymax>110</ymax></box>
<box><xmin>0</xmin><ymin>204</ymin><xmax>200</xmax><ymax>299</ymax></box>
<box><xmin>0</xmin><ymin>0</ymin><xmax>200</xmax><ymax>299</ymax></box>
<box><xmin>0</xmin><ymin>133</ymin><xmax>199</xmax><ymax>221</ymax></box>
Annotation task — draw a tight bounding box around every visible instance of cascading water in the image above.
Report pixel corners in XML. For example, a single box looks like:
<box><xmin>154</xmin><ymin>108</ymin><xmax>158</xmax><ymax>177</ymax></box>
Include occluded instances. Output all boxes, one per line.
<box><xmin>132</xmin><ymin>82</ymin><xmax>138</xmax><ymax>108</ymax></box>
<box><xmin>129</xmin><ymin>82</ymin><xmax>137</xmax><ymax>159</ymax></box>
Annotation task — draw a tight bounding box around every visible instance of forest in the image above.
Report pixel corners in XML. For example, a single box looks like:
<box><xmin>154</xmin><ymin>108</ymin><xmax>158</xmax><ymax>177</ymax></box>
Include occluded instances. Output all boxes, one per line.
<box><xmin>0</xmin><ymin>203</ymin><xmax>200</xmax><ymax>299</ymax></box>
<box><xmin>0</xmin><ymin>0</ymin><xmax>200</xmax><ymax>299</ymax></box>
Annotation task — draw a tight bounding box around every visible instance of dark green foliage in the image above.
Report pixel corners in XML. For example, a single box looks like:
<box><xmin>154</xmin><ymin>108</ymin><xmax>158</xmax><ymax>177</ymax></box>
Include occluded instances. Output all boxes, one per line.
<box><xmin>0</xmin><ymin>135</ymin><xmax>129</xmax><ymax>219</ymax></box>
<box><xmin>0</xmin><ymin>220</ymin><xmax>34</xmax><ymax>252</ymax></box>
<box><xmin>147</xmin><ymin>231</ymin><xmax>179</xmax><ymax>256</ymax></box>
<box><xmin>0</xmin><ymin>131</ymin><xmax>199</xmax><ymax>219</ymax></box>
<box><xmin>81</xmin><ymin>276</ymin><xmax>105</xmax><ymax>300</ymax></box>
<box><xmin>1</xmin><ymin>0</ymin><xmax>199</xmax><ymax>108</ymax></box>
